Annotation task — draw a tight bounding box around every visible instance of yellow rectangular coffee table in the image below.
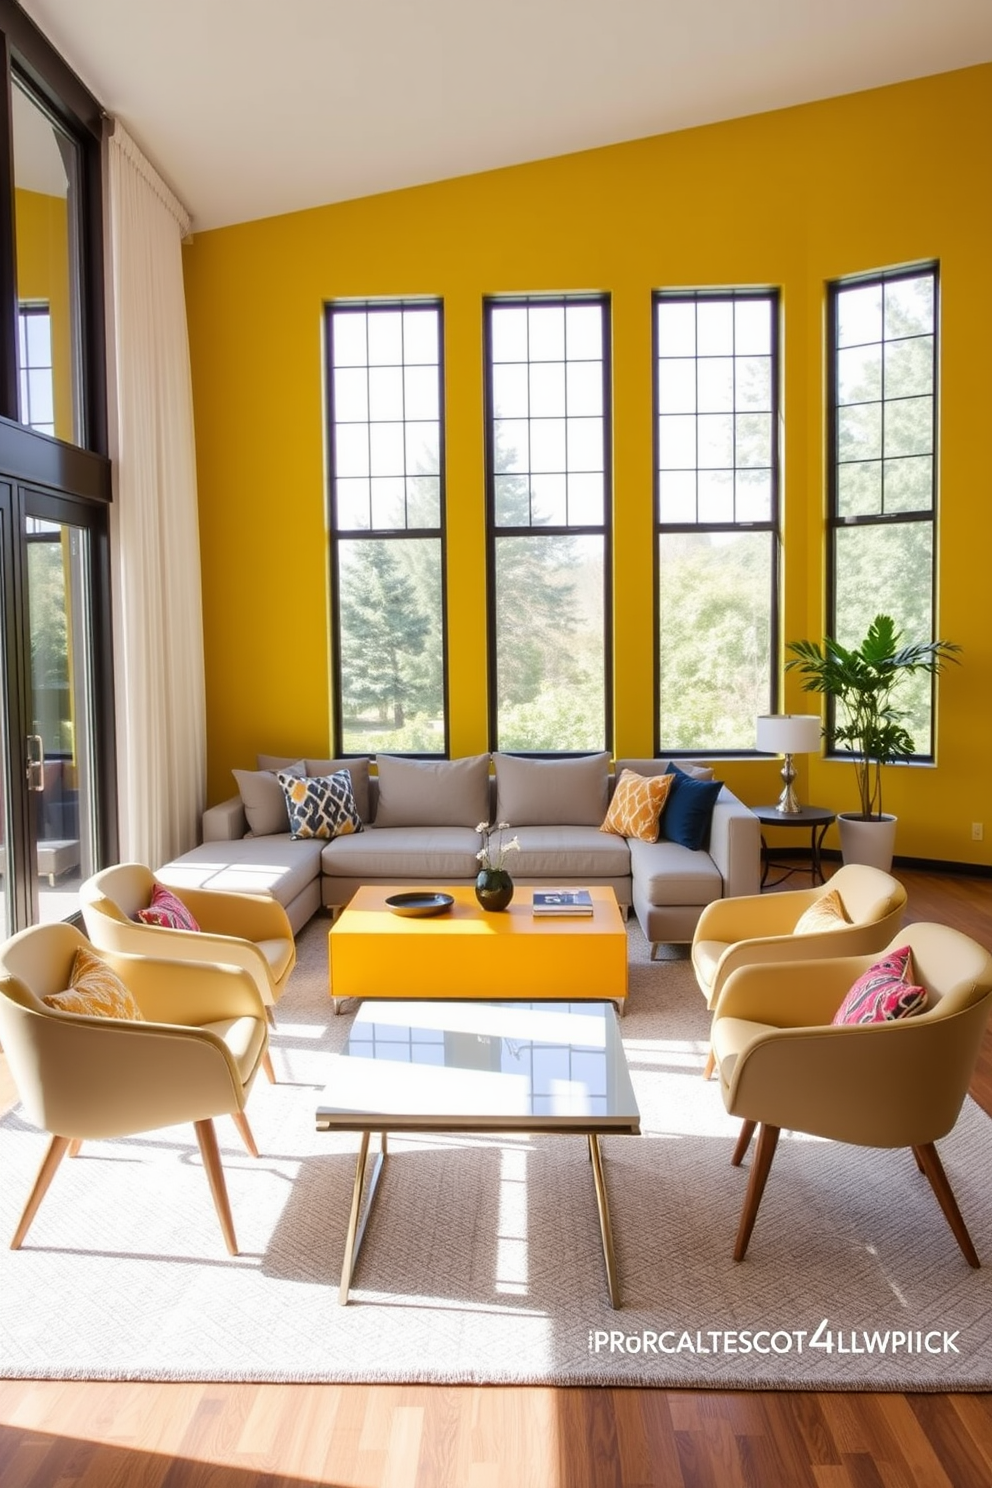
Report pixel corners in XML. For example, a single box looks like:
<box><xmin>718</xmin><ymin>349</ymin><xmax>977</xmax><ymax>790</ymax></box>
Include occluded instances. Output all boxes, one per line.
<box><xmin>328</xmin><ymin>884</ymin><xmax>628</xmax><ymax>1011</ymax></box>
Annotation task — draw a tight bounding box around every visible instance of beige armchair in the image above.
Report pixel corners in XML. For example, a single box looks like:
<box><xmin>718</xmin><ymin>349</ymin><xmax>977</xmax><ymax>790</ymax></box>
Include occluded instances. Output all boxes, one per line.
<box><xmin>80</xmin><ymin>862</ymin><xmax>295</xmax><ymax>1081</ymax></box>
<box><xmin>711</xmin><ymin>922</ymin><xmax>992</xmax><ymax>1265</ymax></box>
<box><xmin>692</xmin><ymin>863</ymin><xmax>907</xmax><ymax>1078</ymax></box>
<box><xmin>0</xmin><ymin>922</ymin><xmax>270</xmax><ymax>1255</ymax></box>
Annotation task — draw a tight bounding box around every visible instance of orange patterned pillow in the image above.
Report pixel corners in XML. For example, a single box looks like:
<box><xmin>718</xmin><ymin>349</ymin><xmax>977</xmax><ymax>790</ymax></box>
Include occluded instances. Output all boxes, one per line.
<box><xmin>600</xmin><ymin>769</ymin><xmax>674</xmax><ymax>843</ymax></box>
<box><xmin>43</xmin><ymin>945</ymin><xmax>144</xmax><ymax>1021</ymax></box>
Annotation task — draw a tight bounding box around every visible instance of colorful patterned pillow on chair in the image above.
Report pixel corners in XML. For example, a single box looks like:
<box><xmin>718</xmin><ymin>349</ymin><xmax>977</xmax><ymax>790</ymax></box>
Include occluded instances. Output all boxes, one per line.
<box><xmin>137</xmin><ymin>884</ymin><xmax>200</xmax><ymax>931</ymax></box>
<box><xmin>44</xmin><ymin>944</ymin><xmax>144</xmax><ymax>1020</ymax></box>
<box><xmin>600</xmin><ymin>769</ymin><xmax>674</xmax><ymax>842</ymax></box>
<box><xmin>832</xmin><ymin>946</ymin><xmax>927</xmax><ymax>1025</ymax></box>
<box><xmin>278</xmin><ymin>769</ymin><xmax>364</xmax><ymax>840</ymax></box>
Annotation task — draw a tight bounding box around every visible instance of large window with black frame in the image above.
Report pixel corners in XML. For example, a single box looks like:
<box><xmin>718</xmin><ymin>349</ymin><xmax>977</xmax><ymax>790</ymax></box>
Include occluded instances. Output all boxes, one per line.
<box><xmin>654</xmin><ymin>290</ymin><xmax>779</xmax><ymax>753</ymax></box>
<box><xmin>828</xmin><ymin>264</ymin><xmax>939</xmax><ymax>754</ymax></box>
<box><xmin>326</xmin><ymin>300</ymin><xmax>447</xmax><ymax>756</ymax></box>
<box><xmin>484</xmin><ymin>295</ymin><xmax>612</xmax><ymax>754</ymax></box>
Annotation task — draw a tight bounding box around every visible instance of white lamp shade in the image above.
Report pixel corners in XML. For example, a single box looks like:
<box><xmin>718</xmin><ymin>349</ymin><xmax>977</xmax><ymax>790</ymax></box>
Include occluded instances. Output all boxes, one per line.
<box><xmin>756</xmin><ymin>713</ymin><xmax>822</xmax><ymax>755</ymax></box>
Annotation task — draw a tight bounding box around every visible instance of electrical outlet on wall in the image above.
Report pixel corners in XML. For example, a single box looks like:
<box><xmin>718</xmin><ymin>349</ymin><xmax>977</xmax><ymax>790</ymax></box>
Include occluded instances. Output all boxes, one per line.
<box><xmin>972</xmin><ymin>823</ymin><xmax>984</xmax><ymax>841</ymax></box>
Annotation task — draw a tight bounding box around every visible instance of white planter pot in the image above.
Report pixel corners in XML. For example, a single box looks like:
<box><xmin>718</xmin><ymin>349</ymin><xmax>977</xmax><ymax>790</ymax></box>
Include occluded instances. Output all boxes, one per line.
<box><xmin>837</xmin><ymin>812</ymin><xmax>898</xmax><ymax>872</ymax></box>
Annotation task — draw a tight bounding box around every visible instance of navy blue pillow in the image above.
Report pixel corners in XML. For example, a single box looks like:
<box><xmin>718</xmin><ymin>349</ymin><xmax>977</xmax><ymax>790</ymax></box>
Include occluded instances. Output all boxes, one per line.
<box><xmin>660</xmin><ymin>771</ymin><xmax>723</xmax><ymax>851</ymax></box>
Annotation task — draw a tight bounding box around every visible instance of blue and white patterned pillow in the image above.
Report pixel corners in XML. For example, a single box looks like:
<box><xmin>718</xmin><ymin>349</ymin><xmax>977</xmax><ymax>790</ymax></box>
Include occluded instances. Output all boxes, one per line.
<box><xmin>277</xmin><ymin>770</ymin><xmax>363</xmax><ymax>840</ymax></box>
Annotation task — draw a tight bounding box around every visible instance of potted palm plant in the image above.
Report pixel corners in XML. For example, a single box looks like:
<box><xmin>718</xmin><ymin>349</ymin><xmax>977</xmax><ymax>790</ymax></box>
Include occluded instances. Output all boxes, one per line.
<box><xmin>785</xmin><ymin>614</ymin><xmax>960</xmax><ymax>869</ymax></box>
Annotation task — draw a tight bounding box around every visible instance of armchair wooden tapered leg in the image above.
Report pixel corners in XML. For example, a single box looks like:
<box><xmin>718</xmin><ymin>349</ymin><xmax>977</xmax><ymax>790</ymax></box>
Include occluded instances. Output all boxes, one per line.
<box><xmin>731</xmin><ymin>1119</ymin><xmax>756</xmax><ymax>1168</ymax></box>
<box><xmin>194</xmin><ymin>1118</ymin><xmax>238</xmax><ymax>1256</ymax></box>
<box><xmin>231</xmin><ymin>1111</ymin><xmax>259</xmax><ymax>1159</ymax></box>
<box><xmin>262</xmin><ymin>1050</ymin><xmax>276</xmax><ymax>1084</ymax></box>
<box><xmin>10</xmin><ymin>1134</ymin><xmax>71</xmax><ymax>1249</ymax></box>
<box><xmin>733</xmin><ymin>1122</ymin><xmax>780</xmax><ymax>1262</ymax></box>
<box><xmin>913</xmin><ymin>1142</ymin><xmax>981</xmax><ymax>1268</ymax></box>
<box><xmin>702</xmin><ymin>1048</ymin><xmax>716</xmax><ymax>1080</ymax></box>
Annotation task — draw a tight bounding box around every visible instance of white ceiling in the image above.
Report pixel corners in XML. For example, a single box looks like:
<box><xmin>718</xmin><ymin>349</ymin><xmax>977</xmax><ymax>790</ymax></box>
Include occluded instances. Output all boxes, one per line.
<box><xmin>17</xmin><ymin>0</ymin><xmax>992</xmax><ymax>232</ymax></box>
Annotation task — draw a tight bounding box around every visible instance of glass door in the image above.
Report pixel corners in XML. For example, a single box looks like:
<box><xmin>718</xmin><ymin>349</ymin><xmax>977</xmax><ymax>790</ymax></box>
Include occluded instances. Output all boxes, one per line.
<box><xmin>0</xmin><ymin>482</ymin><xmax>110</xmax><ymax>935</ymax></box>
<box><xmin>0</xmin><ymin>489</ymin><xmax>12</xmax><ymax>938</ymax></box>
<box><xmin>26</xmin><ymin>513</ymin><xmax>97</xmax><ymax>922</ymax></box>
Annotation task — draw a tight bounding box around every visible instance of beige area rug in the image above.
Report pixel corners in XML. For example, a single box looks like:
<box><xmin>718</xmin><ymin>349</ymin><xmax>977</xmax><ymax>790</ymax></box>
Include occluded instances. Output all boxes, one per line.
<box><xmin>2</xmin><ymin>914</ymin><xmax>991</xmax><ymax>1390</ymax></box>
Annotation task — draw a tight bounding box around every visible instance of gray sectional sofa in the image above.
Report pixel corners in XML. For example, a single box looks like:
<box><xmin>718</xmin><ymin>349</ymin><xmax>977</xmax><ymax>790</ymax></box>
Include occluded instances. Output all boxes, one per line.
<box><xmin>159</xmin><ymin>751</ymin><xmax>760</xmax><ymax>953</ymax></box>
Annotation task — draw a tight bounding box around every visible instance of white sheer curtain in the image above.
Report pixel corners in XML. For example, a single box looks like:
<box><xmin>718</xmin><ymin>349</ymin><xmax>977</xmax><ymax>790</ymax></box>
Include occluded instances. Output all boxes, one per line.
<box><xmin>105</xmin><ymin>119</ymin><xmax>206</xmax><ymax>866</ymax></box>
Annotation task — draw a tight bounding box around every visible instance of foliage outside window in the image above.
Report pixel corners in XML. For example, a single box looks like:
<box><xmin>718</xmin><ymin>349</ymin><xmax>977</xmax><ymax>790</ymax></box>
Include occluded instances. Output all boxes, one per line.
<box><xmin>326</xmin><ymin>302</ymin><xmax>447</xmax><ymax>755</ymax></box>
<box><xmin>485</xmin><ymin>295</ymin><xmax>611</xmax><ymax>753</ymax></box>
<box><xmin>828</xmin><ymin>265</ymin><xmax>938</xmax><ymax>755</ymax></box>
<box><xmin>654</xmin><ymin>290</ymin><xmax>779</xmax><ymax>752</ymax></box>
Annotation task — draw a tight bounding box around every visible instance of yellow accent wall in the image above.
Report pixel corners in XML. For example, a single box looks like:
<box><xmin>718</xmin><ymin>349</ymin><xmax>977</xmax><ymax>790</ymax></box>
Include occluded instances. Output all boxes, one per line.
<box><xmin>15</xmin><ymin>186</ymin><xmax>73</xmax><ymax>441</ymax></box>
<box><xmin>183</xmin><ymin>63</ymin><xmax>992</xmax><ymax>867</ymax></box>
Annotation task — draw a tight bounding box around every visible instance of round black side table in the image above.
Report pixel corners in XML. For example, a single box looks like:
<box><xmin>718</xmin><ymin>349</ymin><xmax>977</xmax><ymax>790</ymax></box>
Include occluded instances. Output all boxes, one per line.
<box><xmin>753</xmin><ymin>804</ymin><xmax>836</xmax><ymax>889</ymax></box>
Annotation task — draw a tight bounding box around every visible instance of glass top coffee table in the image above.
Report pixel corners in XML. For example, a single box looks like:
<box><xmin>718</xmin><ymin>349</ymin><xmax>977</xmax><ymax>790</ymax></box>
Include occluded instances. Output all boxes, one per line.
<box><xmin>316</xmin><ymin>998</ymin><xmax>641</xmax><ymax>1307</ymax></box>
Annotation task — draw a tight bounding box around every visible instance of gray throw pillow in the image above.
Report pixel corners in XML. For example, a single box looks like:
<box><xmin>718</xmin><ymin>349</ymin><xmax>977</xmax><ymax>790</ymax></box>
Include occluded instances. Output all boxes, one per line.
<box><xmin>615</xmin><ymin>757</ymin><xmax>714</xmax><ymax>782</ymax></box>
<box><xmin>373</xmin><ymin>754</ymin><xmax>490</xmax><ymax>828</ymax></box>
<box><xmin>233</xmin><ymin>761</ymin><xmax>305</xmax><ymax>836</ymax></box>
<box><xmin>493</xmin><ymin>752</ymin><xmax>610</xmax><ymax>826</ymax></box>
<box><xmin>258</xmin><ymin>753</ymin><xmax>372</xmax><ymax>822</ymax></box>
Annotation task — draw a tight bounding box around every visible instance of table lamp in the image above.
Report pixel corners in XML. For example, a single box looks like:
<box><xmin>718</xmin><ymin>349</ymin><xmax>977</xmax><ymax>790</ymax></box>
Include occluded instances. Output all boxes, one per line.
<box><xmin>756</xmin><ymin>713</ymin><xmax>822</xmax><ymax>814</ymax></box>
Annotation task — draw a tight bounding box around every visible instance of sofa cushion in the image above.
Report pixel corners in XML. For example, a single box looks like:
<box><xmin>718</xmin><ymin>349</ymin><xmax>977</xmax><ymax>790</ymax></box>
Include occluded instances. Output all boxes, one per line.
<box><xmin>320</xmin><ymin>825</ymin><xmax>483</xmax><ymax>880</ymax></box>
<box><xmin>627</xmin><ymin>836</ymin><xmax>723</xmax><ymax>907</ymax></box>
<box><xmin>494</xmin><ymin>752</ymin><xmax>610</xmax><ymax>826</ymax></box>
<box><xmin>156</xmin><ymin>835</ymin><xmax>324</xmax><ymax>912</ymax></box>
<box><xmin>258</xmin><ymin>754</ymin><xmax>371</xmax><ymax>823</ymax></box>
<box><xmin>510</xmin><ymin>825</ymin><xmax>631</xmax><ymax>879</ymax></box>
<box><xmin>615</xmin><ymin>757</ymin><xmax>715</xmax><ymax>783</ymax></box>
<box><xmin>373</xmin><ymin>754</ymin><xmax>490</xmax><ymax>829</ymax></box>
<box><xmin>233</xmin><ymin>762</ymin><xmax>304</xmax><ymax>836</ymax></box>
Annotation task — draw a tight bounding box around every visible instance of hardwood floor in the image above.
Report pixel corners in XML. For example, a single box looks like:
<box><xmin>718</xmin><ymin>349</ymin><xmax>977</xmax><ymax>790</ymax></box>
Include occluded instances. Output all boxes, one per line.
<box><xmin>1</xmin><ymin>868</ymin><xmax>990</xmax><ymax>1488</ymax></box>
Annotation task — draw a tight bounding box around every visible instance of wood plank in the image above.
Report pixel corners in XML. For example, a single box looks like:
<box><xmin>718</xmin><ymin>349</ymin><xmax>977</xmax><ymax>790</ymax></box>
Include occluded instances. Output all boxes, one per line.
<box><xmin>626</xmin><ymin>1390</ymin><xmax>686</xmax><ymax>1488</ymax></box>
<box><xmin>557</xmin><ymin>1386</ymin><xmax>624</xmax><ymax>1488</ymax></box>
<box><xmin>947</xmin><ymin>1393</ymin><xmax>992</xmax><ymax>1474</ymax></box>
<box><xmin>818</xmin><ymin>1394</ymin><xmax>955</xmax><ymax>1487</ymax></box>
<box><xmin>906</xmin><ymin>1394</ymin><xmax>992</xmax><ymax>1488</ymax></box>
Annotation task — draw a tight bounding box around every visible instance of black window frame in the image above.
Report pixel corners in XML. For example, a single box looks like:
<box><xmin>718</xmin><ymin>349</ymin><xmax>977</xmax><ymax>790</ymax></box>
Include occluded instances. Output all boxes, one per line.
<box><xmin>0</xmin><ymin>2</ymin><xmax>107</xmax><ymax>457</ymax></box>
<box><xmin>826</xmin><ymin>262</ymin><xmax>939</xmax><ymax>762</ymax></box>
<box><xmin>483</xmin><ymin>292</ymin><xmax>614</xmax><ymax>758</ymax></box>
<box><xmin>324</xmin><ymin>296</ymin><xmax>450</xmax><ymax>759</ymax></box>
<box><xmin>653</xmin><ymin>287</ymin><xmax>781</xmax><ymax>758</ymax></box>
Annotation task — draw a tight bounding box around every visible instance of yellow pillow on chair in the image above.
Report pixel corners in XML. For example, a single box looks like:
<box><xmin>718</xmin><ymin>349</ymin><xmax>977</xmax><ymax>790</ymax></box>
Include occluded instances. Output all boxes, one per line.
<box><xmin>44</xmin><ymin>945</ymin><xmax>144</xmax><ymax>1021</ymax></box>
<box><xmin>793</xmin><ymin>888</ymin><xmax>851</xmax><ymax>936</ymax></box>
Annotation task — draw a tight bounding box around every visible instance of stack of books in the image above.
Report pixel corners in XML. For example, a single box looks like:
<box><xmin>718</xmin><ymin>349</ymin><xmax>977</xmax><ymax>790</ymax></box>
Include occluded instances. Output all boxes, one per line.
<box><xmin>532</xmin><ymin>888</ymin><xmax>594</xmax><ymax>917</ymax></box>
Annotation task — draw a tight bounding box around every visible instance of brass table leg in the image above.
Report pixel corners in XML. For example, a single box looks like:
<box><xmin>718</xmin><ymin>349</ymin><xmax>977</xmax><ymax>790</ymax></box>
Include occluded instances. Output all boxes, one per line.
<box><xmin>338</xmin><ymin>1131</ymin><xmax>388</xmax><ymax>1305</ymax></box>
<box><xmin>588</xmin><ymin>1133</ymin><xmax>621</xmax><ymax>1308</ymax></box>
